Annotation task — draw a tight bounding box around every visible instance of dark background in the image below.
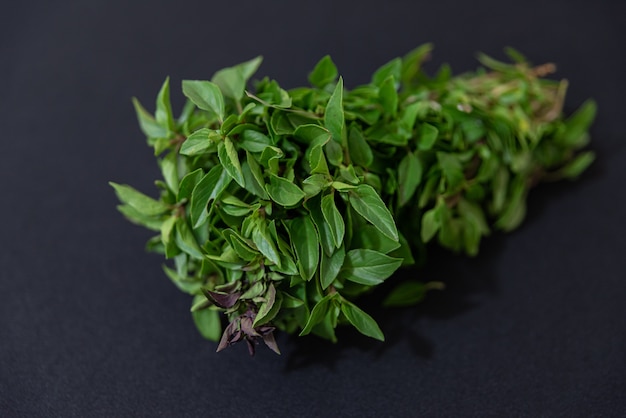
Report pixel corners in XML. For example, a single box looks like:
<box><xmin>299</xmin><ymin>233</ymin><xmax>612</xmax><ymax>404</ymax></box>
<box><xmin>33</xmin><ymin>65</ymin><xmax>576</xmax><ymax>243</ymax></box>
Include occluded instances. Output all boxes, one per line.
<box><xmin>2</xmin><ymin>1</ymin><xmax>625</xmax><ymax>416</ymax></box>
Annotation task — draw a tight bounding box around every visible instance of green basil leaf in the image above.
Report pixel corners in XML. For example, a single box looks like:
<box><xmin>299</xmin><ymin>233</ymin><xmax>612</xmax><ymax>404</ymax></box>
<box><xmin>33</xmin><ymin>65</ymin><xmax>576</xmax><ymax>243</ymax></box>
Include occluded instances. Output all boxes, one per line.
<box><xmin>421</xmin><ymin>205</ymin><xmax>441</xmax><ymax>242</ymax></box>
<box><xmin>341</xmin><ymin>249</ymin><xmax>402</xmax><ymax>285</ymax></box>
<box><xmin>348</xmin><ymin>184</ymin><xmax>398</xmax><ymax>241</ymax></box>
<box><xmin>218</xmin><ymin>137</ymin><xmax>245</xmax><ymax>187</ymax></box>
<box><xmin>177</xmin><ymin>168</ymin><xmax>203</xmax><ymax>202</ymax></box>
<box><xmin>397</xmin><ymin>151</ymin><xmax>422</xmax><ymax>207</ymax></box>
<box><xmin>351</xmin><ymin>224</ymin><xmax>401</xmax><ymax>255</ymax></box>
<box><xmin>347</xmin><ymin>124</ymin><xmax>373</xmax><ymax>167</ymax></box>
<box><xmin>131</xmin><ymin>97</ymin><xmax>168</xmax><ymax>138</ymax></box>
<box><xmin>155</xmin><ymin>77</ymin><xmax>175</xmax><ymax>132</ymax></box>
<box><xmin>266</xmin><ymin>175</ymin><xmax>305</xmax><ymax>207</ymax></box>
<box><xmin>253</xmin><ymin>284</ymin><xmax>283</xmax><ymax>327</ymax></box>
<box><xmin>401</xmin><ymin>43</ymin><xmax>433</xmax><ymax>86</ymax></box>
<box><xmin>288</xmin><ymin>216</ymin><xmax>319</xmax><ymax>281</ymax></box>
<box><xmin>239</xmin><ymin>130</ymin><xmax>272</xmax><ymax>153</ymax></box>
<box><xmin>305</xmin><ymin>194</ymin><xmax>335</xmax><ymax>257</ymax></box>
<box><xmin>189</xmin><ymin>165</ymin><xmax>232</xmax><ymax>228</ymax></box>
<box><xmin>182</xmin><ymin>80</ymin><xmax>225</xmax><ymax>122</ymax></box>
<box><xmin>160</xmin><ymin>215</ymin><xmax>177</xmax><ymax>247</ymax></box>
<box><xmin>383</xmin><ymin>280</ymin><xmax>427</xmax><ymax>307</ymax></box>
<box><xmin>372</xmin><ymin>57</ymin><xmax>401</xmax><ymax>87</ymax></box>
<box><xmin>116</xmin><ymin>204</ymin><xmax>163</xmax><ymax>231</ymax></box>
<box><xmin>110</xmin><ymin>182</ymin><xmax>169</xmax><ymax>216</ymax></box>
<box><xmin>321</xmin><ymin>194</ymin><xmax>345</xmax><ymax>248</ymax></box>
<box><xmin>241</xmin><ymin>160</ymin><xmax>269</xmax><ymax>199</ymax></box>
<box><xmin>294</xmin><ymin>124</ymin><xmax>331</xmax><ymax>145</ymax></box>
<box><xmin>159</xmin><ymin>152</ymin><xmax>178</xmax><ymax>194</ymax></box>
<box><xmin>378</xmin><ymin>76</ymin><xmax>398</xmax><ymax>118</ymax></box>
<box><xmin>222</xmin><ymin>229</ymin><xmax>259</xmax><ymax>261</ymax></box>
<box><xmin>212</xmin><ymin>56</ymin><xmax>263</xmax><ymax>101</ymax></box>
<box><xmin>252</xmin><ymin>220</ymin><xmax>281</xmax><ymax>266</ymax></box>
<box><xmin>324</xmin><ymin>139</ymin><xmax>343</xmax><ymax>166</ymax></box>
<box><xmin>308</xmin><ymin>55</ymin><xmax>338</xmax><ymax>88</ymax></box>
<box><xmin>192</xmin><ymin>304</ymin><xmax>222</xmax><ymax>341</ymax></box>
<box><xmin>302</xmin><ymin>174</ymin><xmax>330</xmax><ymax>198</ymax></box>
<box><xmin>562</xmin><ymin>100</ymin><xmax>596</xmax><ymax>146</ymax></box>
<box><xmin>308</xmin><ymin>144</ymin><xmax>329</xmax><ymax>175</ymax></box>
<box><xmin>437</xmin><ymin>152</ymin><xmax>464</xmax><ymax>190</ymax></box>
<box><xmin>175</xmin><ymin>218</ymin><xmax>204</xmax><ymax>259</ymax></box>
<box><xmin>418</xmin><ymin>123</ymin><xmax>438</xmax><ymax>150</ymax></box>
<box><xmin>557</xmin><ymin>151</ymin><xmax>595</xmax><ymax>179</ymax></box>
<box><xmin>495</xmin><ymin>175</ymin><xmax>527</xmax><ymax>232</ymax></box>
<box><xmin>299</xmin><ymin>294</ymin><xmax>334</xmax><ymax>336</ymax></box>
<box><xmin>324</xmin><ymin>77</ymin><xmax>344</xmax><ymax>143</ymax></box>
<box><xmin>180</xmin><ymin>128</ymin><xmax>221</xmax><ymax>156</ymax></box>
<box><xmin>320</xmin><ymin>245</ymin><xmax>345</xmax><ymax>290</ymax></box>
<box><xmin>341</xmin><ymin>299</ymin><xmax>384</xmax><ymax>341</ymax></box>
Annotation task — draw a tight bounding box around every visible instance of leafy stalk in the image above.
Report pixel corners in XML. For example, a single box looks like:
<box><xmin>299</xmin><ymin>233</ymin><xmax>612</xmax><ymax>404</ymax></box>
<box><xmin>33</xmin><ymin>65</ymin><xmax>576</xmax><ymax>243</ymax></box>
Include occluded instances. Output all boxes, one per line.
<box><xmin>111</xmin><ymin>46</ymin><xmax>595</xmax><ymax>355</ymax></box>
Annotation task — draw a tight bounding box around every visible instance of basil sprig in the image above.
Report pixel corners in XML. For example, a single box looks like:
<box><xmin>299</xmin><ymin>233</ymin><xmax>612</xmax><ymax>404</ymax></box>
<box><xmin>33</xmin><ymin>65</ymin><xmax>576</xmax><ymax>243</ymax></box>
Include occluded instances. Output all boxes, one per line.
<box><xmin>111</xmin><ymin>45</ymin><xmax>595</xmax><ymax>354</ymax></box>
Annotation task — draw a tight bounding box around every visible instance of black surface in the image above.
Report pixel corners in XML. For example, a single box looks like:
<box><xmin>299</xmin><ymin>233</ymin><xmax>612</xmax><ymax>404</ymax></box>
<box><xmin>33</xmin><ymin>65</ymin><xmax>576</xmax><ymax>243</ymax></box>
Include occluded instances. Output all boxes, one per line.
<box><xmin>2</xmin><ymin>1</ymin><xmax>625</xmax><ymax>416</ymax></box>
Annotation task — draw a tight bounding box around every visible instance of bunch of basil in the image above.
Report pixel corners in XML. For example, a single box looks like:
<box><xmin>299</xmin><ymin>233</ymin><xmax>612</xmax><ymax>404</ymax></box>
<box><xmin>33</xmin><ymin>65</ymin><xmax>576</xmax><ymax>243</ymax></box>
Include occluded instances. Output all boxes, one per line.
<box><xmin>111</xmin><ymin>45</ymin><xmax>595</xmax><ymax>354</ymax></box>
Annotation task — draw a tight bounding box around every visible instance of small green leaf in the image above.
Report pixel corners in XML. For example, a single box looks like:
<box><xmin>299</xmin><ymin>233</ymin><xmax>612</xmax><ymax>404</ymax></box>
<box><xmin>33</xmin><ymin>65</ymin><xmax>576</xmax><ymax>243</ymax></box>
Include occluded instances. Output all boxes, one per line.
<box><xmin>192</xmin><ymin>304</ymin><xmax>222</xmax><ymax>341</ymax></box>
<box><xmin>557</xmin><ymin>151</ymin><xmax>595</xmax><ymax>179</ymax></box>
<box><xmin>397</xmin><ymin>151</ymin><xmax>422</xmax><ymax>207</ymax></box>
<box><xmin>182</xmin><ymin>80</ymin><xmax>225</xmax><ymax>122</ymax></box>
<box><xmin>212</xmin><ymin>56</ymin><xmax>263</xmax><ymax>101</ymax></box>
<box><xmin>180</xmin><ymin>128</ymin><xmax>221</xmax><ymax>156</ymax></box>
<box><xmin>302</xmin><ymin>174</ymin><xmax>330</xmax><ymax>198</ymax></box>
<box><xmin>309</xmin><ymin>55</ymin><xmax>338</xmax><ymax>88</ymax></box>
<box><xmin>418</xmin><ymin>123</ymin><xmax>438</xmax><ymax>150</ymax></box>
<box><xmin>348</xmin><ymin>184</ymin><xmax>398</xmax><ymax>241</ymax></box>
<box><xmin>308</xmin><ymin>144</ymin><xmax>329</xmax><ymax>175</ymax></box>
<box><xmin>175</xmin><ymin>218</ymin><xmax>204</xmax><ymax>259</ymax></box>
<box><xmin>350</xmin><ymin>224</ymin><xmax>400</xmax><ymax>255</ymax></box>
<box><xmin>243</xmin><ymin>152</ymin><xmax>269</xmax><ymax>198</ymax></box>
<box><xmin>437</xmin><ymin>152</ymin><xmax>464</xmax><ymax>190</ymax></box>
<box><xmin>383</xmin><ymin>281</ymin><xmax>427</xmax><ymax>307</ymax></box>
<box><xmin>110</xmin><ymin>182</ymin><xmax>169</xmax><ymax>216</ymax></box>
<box><xmin>159</xmin><ymin>152</ymin><xmax>179</xmax><ymax>194</ymax></box>
<box><xmin>324</xmin><ymin>77</ymin><xmax>344</xmax><ymax>143</ymax></box>
<box><xmin>379</xmin><ymin>76</ymin><xmax>398</xmax><ymax>117</ymax></box>
<box><xmin>266</xmin><ymin>175</ymin><xmax>305</xmax><ymax>207</ymax></box>
<box><xmin>320</xmin><ymin>245</ymin><xmax>345</xmax><ymax>290</ymax></box>
<box><xmin>299</xmin><ymin>294</ymin><xmax>334</xmax><ymax>336</ymax></box>
<box><xmin>116</xmin><ymin>204</ymin><xmax>162</xmax><ymax>231</ymax></box>
<box><xmin>218</xmin><ymin>137</ymin><xmax>245</xmax><ymax>187</ymax></box>
<box><xmin>341</xmin><ymin>299</ymin><xmax>384</xmax><ymax>341</ymax></box>
<box><xmin>321</xmin><ymin>194</ymin><xmax>345</xmax><ymax>248</ymax></box>
<box><xmin>421</xmin><ymin>205</ymin><xmax>441</xmax><ymax>242</ymax></box>
<box><xmin>347</xmin><ymin>125</ymin><xmax>373</xmax><ymax>167</ymax></box>
<box><xmin>253</xmin><ymin>283</ymin><xmax>279</xmax><ymax>327</ymax></box>
<box><xmin>562</xmin><ymin>100</ymin><xmax>596</xmax><ymax>146</ymax></box>
<box><xmin>401</xmin><ymin>43</ymin><xmax>433</xmax><ymax>86</ymax></box>
<box><xmin>250</xmin><ymin>221</ymin><xmax>279</xmax><ymax>265</ymax></box>
<box><xmin>324</xmin><ymin>139</ymin><xmax>343</xmax><ymax>166</ymax></box>
<box><xmin>239</xmin><ymin>130</ymin><xmax>272</xmax><ymax>153</ymax></box>
<box><xmin>372</xmin><ymin>57</ymin><xmax>401</xmax><ymax>86</ymax></box>
<box><xmin>155</xmin><ymin>77</ymin><xmax>175</xmax><ymax>132</ymax></box>
<box><xmin>223</xmin><ymin>229</ymin><xmax>258</xmax><ymax>261</ymax></box>
<box><xmin>341</xmin><ymin>249</ymin><xmax>402</xmax><ymax>285</ymax></box>
<box><xmin>189</xmin><ymin>166</ymin><xmax>232</xmax><ymax>228</ymax></box>
<box><xmin>294</xmin><ymin>124</ymin><xmax>331</xmax><ymax>145</ymax></box>
<box><xmin>288</xmin><ymin>216</ymin><xmax>319</xmax><ymax>281</ymax></box>
<box><xmin>131</xmin><ymin>97</ymin><xmax>168</xmax><ymax>138</ymax></box>
<box><xmin>495</xmin><ymin>175</ymin><xmax>527</xmax><ymax>232</ymax></box>
<box><xmin>306</xmin><ymin>194</ymin><xmax>335</xmax><ymax>256</ymax></box>
<box><xmin>177</xmin><ymin>168</ymin><xmax>203</xmax><ymax>202</ymax></box>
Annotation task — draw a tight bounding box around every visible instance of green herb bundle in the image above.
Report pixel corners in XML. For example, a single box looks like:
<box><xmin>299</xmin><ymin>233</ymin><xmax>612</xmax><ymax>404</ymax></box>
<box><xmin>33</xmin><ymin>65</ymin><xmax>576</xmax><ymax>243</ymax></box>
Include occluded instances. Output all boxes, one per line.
<box><xmin>110</xmin><ymin>45</ymin><xmax>595</xmax><ymax>355</ymax></box>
